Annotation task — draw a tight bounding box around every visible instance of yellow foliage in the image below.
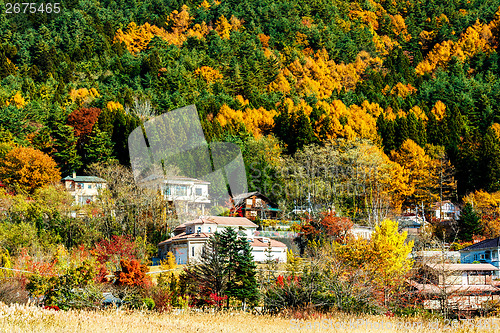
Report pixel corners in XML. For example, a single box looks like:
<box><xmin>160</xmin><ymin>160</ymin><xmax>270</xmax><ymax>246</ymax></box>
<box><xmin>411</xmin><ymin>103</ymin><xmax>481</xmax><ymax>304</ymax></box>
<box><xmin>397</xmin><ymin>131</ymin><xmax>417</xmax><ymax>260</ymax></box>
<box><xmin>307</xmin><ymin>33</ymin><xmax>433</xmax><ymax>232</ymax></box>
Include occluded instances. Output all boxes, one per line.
<box><xmin>6</xmin><ymin>92</ymin><xmax>26</xmax><ymax>109</ymax></box>
<box><xmin>106</xmin><ymin>101</ymin><xmax>124</xmax><ymax>111</ymax></box>
<box><xmin>273</xmin><ymin>49</ymin><xmax>382</xmax><ymax>100</ymax></box>
<box><xmin>216</xmin><ymin>104</ymin><xmax>277</xmax><ymax>137</ymax></box>
<box><xmin>268</xmin><ymin>73</ymin><xmax>292</xmax><ymax>94</ymax></box>
<box><xmin>194</xmin><ymin>66</ymin><xmax>223</xmax><ymax>83</ymax></box>
<box><xmin>114</xmin><ymin>6</ymin><xmax>205</xmax><ymax>54</ymax></box>
<box><xmin>431</xmin><ymin>100</ymin><xmax>446</xmax><ymax>121</ymax></box>
<box><xmin>416</xmin><ymin>16</ymin><xmax>497</xmax><ymax>75</ymax></box>
<box><xmin>199</xmin><ymin>0</ymin><xmax>210</xmax><ymax>9</ymax></box>
<box><xmin>391</xmin><ymin>14</ymin><xmax>411</xmax><ymax>42</ymax></box>
<box><xmin>160</xmin><ymin>252</ymin><xmax>177</xmax><ymax>271</ymax></box>
<box><xmin>215</xmin><ymin>15</ymin><xmax>232</xmax><ymax>39</ymax></box>
<box><xmin>69</xmin><ymin>88</ymin><xmax>99</xmax><ymax>106</ymax></box>
<box><xmin>372</xmin><ymin>31</ymin><xmax>399</xmax><ymax>55</ymax></box>
<box><xmin>491</xmin><ymin>123</ymin><xmax>500</xmax><ymax>139</ymax></box>
<box><xmin>389</xmin><ymin>82</ymin><xmax>417</xmax><ymax>98</ymax></box>
<box><xmin>410</xmin><ymin>106</ymin><xmax>428</xmax><ymax>121</ymax></box>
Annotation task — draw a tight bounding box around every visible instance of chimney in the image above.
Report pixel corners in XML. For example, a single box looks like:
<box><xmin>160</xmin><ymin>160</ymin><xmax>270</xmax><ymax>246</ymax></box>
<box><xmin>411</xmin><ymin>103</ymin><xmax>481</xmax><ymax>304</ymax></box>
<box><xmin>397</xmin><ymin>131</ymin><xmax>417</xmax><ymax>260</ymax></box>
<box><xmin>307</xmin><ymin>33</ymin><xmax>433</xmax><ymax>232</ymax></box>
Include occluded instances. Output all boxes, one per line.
<box><xmin>72</xmin><ymin>171</ymin><xmax>76</xmax><ymax>179</ymax></box>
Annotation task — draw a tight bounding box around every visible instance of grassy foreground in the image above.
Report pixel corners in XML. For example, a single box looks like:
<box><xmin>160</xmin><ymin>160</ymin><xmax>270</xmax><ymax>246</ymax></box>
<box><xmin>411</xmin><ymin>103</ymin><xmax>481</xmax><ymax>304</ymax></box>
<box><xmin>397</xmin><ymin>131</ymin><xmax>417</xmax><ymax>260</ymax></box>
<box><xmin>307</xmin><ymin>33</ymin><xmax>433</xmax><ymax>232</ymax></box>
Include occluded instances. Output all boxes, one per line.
<box><xmin>0</xmin><ymin>302</ymin><xmax>497</xmax><ymax>333</ymax></box>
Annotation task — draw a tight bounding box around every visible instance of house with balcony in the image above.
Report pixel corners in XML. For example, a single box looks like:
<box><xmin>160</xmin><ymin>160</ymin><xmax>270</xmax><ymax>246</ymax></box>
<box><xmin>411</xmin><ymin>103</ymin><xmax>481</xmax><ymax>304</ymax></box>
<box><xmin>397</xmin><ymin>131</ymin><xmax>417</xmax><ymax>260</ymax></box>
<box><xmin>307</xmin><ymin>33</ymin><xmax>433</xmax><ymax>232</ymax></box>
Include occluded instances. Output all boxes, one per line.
<box><xmin>158</xmin><ymin>216</ymin><xmax>287</xmax><ymax>264</ymax></box>
<box><xmin>460</xmin><ymin>237</ymin><xmax>500</xmax><ymax>278</ymax></box>
<box><xmin>432</xmin><ymin>201</ymin><xmax>461</xmax><ymax>221</ymax></box>
<box><xmin>410</xmin><ymin>263</ymin><xmax>500</xmax><ymax>311</ymax></box>
<box><xmin>63</xmin><ymin>172</ymin><xmax>106</xmax><ymax>205</ymax></box>
<box><xmin>138</xmin><ymin>175</ymin><xmax>210</xmax><ymax>216</ymax></box>
<box><xmin>231</xmin><ymin>192</ymin><xmax>280</xmax><ymax>220</ymax></box>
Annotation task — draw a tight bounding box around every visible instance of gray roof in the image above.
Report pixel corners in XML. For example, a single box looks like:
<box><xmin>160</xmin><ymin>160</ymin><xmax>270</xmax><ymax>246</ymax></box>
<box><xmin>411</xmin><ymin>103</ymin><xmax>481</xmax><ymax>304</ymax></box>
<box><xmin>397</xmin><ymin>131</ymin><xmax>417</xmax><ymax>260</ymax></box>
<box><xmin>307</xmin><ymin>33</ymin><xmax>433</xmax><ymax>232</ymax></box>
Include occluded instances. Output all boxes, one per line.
<box><xmin>461</xmin><ymin>237</ymin><xmax>500</xmax><ymax>251</ymax></box>
<box><xmin>62</xmin><ymin>175</ymin><xmax>107</xmax><ymax>183</ymax></box>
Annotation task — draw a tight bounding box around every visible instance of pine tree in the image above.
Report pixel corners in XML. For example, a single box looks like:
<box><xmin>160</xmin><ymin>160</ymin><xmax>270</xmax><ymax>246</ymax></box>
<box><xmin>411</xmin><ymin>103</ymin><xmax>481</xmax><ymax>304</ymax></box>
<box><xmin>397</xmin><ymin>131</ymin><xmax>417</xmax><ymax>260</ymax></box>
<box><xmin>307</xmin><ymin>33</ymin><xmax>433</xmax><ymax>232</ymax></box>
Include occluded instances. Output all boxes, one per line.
<box><xmin>83</xmin><ymin>128</ymin><xmax>115</xmax><ymax>166</ymax></box>
<box><xmin>458</xmin><ymin>203</ymin><xmax>482</xmax><ymax>242</ymax></box>
<box><xmin>52</xmin><ymin>123</ymin><xmax>82</xmax><ymax>175</ymax></box>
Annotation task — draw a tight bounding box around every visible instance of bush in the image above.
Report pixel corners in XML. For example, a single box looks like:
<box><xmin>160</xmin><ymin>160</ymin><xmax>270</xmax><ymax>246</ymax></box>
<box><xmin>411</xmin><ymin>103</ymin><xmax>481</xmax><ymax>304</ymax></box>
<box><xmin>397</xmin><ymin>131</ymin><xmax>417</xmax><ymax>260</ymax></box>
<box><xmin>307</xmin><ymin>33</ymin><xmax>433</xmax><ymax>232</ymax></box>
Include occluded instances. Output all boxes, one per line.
<box><xmin>0</xmin><ymin>278</ymin><xmax>29</xmax><ymax>304</ymax></box>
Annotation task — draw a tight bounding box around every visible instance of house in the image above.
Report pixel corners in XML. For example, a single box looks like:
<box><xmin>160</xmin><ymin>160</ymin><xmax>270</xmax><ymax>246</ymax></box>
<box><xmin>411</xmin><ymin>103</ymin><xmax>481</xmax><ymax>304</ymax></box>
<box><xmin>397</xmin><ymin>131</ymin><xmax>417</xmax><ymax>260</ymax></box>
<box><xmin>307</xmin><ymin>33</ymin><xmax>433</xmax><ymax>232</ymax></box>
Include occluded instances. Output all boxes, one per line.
<box><xmin>432</xmin><ymin>201</ymin><xmax>461</xmax><ymax>221</ymax></box>
<box><xmin>158</xmin><ymin>216</ymin><xmax>287</xmax><ymax>264</ymax></box>
<box><xmin>138</xmin><ymin>175</ymin><xmax>210</xmax><ymax>216</ymax></box>
<box><xmin>460</xmin><ymin>237</ymin><xmax>500</xmax><ymax>277</ymax></box>
<box><xmin>410</xmin><ymin>263</ymin><xmax>500</xmax><ymax>311</ymax></box>
<box><xmin>62</xmin><ymin>172</ymin><xmax>106</xmax><ymax>205</ymax></box>
<box><xmin>351</xmin><ymin>224</ymin><xmax>374</xmax><ymax>240</ymax></box>
<box><xmin>231</xmin><ymin>192</ymin><xmax>280</xmax><ymax>220</ymax></box>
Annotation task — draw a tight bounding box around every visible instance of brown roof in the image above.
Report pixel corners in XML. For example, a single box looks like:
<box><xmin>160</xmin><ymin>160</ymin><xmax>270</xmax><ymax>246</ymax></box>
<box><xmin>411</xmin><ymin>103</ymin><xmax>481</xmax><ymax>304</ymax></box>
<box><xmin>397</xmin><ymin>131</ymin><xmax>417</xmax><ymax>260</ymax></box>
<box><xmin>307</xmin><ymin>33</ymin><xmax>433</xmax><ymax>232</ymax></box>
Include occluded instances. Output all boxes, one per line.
<box><xmin>250</xmin><ymin>237</ymin><xmax>287</xmax><ymax>248</ymax></box>
<box><xmin>409</xmin><ymin>281</ymin><xmax>500</xmax><ymax>294</ymax></box>
<box><xmin>174</xmin><ymin>216</ymin><xmax>257</xmax><ymax>232</ymax></box>
<box><xmin>158</xmin><ymin>232</ymin><xmax>212</xmax><ymax>245</ymax></box>
<box><xmin>427</xmin><ymin>263</ymin><xmax>499</xmax><ymax>271</ymax></box>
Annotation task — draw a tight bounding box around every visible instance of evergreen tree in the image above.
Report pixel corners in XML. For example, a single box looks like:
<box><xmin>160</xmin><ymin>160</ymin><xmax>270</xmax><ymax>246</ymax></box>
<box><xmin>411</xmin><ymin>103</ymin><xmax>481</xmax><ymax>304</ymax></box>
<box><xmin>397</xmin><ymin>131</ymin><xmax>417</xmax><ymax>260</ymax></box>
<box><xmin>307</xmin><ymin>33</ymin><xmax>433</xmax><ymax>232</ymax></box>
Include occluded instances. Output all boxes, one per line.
<box><xmin>83</xmin><ymin>128</ymin><xmax>115</xmax><ymax>166</ymax></box>
<box><xmin>458</xmin><ymin>203</ymin><xmax>482</xmax><ymax>242</ymax></box>
<box><xmin>52</xmin><ymin>123</ymin><xmax>82</xmax><ymax>175</ymax></box>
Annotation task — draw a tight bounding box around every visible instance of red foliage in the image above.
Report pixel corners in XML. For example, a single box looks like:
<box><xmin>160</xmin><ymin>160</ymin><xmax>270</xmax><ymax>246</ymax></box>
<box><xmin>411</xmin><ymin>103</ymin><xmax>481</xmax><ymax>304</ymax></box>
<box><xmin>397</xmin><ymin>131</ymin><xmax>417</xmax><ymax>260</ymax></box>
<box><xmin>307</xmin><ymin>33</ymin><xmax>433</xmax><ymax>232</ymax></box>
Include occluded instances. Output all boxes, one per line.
<box><xmin>67</xmin><ymin>107</ymin><xmax>101</xmax><ymax>141</ymax></box>
<box><xmin>114</xmin><ymin>259</ymin><xmax>151</xmax><ymax>287</ymax></box>
<box><xmin>91</xmin><ymin>235</ymin><xmax>138</xmax><ymax>268</ymax></box>
<box><xmin>319</xmin><ymin>212</ymin><xmax>353</xmax><ymax>242</ymax></box>
<box><xmin>43</xmin><ymin>305</ymin><xmax>60</xmax><ymax>311</ymax></box>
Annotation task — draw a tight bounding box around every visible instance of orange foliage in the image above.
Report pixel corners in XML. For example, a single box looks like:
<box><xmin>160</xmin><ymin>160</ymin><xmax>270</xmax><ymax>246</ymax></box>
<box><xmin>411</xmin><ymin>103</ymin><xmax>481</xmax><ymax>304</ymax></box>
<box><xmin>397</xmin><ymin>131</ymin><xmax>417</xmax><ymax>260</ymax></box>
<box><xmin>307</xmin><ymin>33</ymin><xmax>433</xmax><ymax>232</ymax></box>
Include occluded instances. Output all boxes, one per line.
<box><xmin>391</xmin><ymin>14</ymin><xmax>411</xmax><ymax>42</ymax></box>
<box><xmin>389</xmin><ymin>82</ymin><xmax>417</xmax><ymax>98</ymax></box>
<box><xmin>215</xmin><ymin>15</ymin><xmax>232</xmax><ymax>39</ymax></box>
<box><xmin>114</xmin><ymin>259</ymin><xmax>151</xmax><ymax>287</ymax></box>
<box><xmin>258</xmin><ymin>34</ymin><xmax>270</xmax><ymax>48</ymax></box>
<box><xmin>0</xmin><ymin>147</ymin><xmax>61</xmax><ymax>193</ymax></box>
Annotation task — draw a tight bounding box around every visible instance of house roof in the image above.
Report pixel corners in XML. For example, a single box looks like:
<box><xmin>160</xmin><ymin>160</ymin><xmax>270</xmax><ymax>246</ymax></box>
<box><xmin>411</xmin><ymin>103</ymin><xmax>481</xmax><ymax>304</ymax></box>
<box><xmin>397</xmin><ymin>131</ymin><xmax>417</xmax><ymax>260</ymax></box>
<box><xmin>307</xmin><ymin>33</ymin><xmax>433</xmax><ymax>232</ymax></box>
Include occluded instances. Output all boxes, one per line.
<box><xmin>250</xmin><ymin>237</ymin><xmax>287</xmax><ymax>248</ymax></box>
<box><xmin>62</xmin><ymin>175</ymin><xmax>107</xmax><ymax>183</ymax></box>
<box><xmin>431</xmin><ymin>200</ymin><xmax>460</xmax><ymax>210</ymax></box>
<box><xmin>426</xmin><ymin>263</ymin><xmax>499</xmax><ymax>271</ymax></box>
<box><xmin>138</xmin><ymin>174</ymin><xmax>210</xmax><ymax>184</ymax></box>
<box><xmin>173</xmin><ymin>216</ymin><xmax>258</xmax><ymax>233</ymax></box>
<box><xmin>461</xmin><ymin>237</ymin><xmax>500</xmax><ymax>251</ymax></box>
<box><xmin>231</xmin><ymin>192</ymin><xmax>278</xmax><ymax>208</ymax></box>
<box><xmin>409</xmin><ymin>281</ymin><xmax>500</xmax><ymax>294</ymax></box>
<box><xmin>159</xmin><ymin>232</ymin><xmax>212</xmax><ymax>245</ymax></box>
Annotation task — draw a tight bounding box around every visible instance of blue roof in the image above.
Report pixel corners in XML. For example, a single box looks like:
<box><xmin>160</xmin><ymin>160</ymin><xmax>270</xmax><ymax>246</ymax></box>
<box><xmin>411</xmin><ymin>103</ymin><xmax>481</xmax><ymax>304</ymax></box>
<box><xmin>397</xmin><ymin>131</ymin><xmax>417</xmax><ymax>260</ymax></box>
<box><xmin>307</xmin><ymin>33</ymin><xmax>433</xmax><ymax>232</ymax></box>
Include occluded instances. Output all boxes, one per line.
<box><xmin>461</xmin><ymin>237</ymin><xmax>500</xmax><ymax>251</ymax></box>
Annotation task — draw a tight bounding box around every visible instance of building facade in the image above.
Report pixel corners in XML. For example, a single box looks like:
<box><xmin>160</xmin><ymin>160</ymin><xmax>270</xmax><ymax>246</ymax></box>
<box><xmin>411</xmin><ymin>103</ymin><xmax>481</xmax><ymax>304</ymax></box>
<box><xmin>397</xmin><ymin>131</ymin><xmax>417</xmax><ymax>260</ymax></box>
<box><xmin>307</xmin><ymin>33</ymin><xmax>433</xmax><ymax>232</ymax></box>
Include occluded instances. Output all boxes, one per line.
<box><xmin>62</xmin><ymin>172</ymin><xmax>107</xmax><ymax>205</ymax></box>
<box><xmin>460</xmin><ymin>237</ymin><xmax>500</xmax><ymax>277</ymax></box>
<box><xmin>158</xmin><ymin>216</ymin><xmax>287</xmax><ymax>264</ymax></box>
<box><xmin>138</xmin><ymin>175</ymin><xmax>210</xmax><ymax>216</ymax></box>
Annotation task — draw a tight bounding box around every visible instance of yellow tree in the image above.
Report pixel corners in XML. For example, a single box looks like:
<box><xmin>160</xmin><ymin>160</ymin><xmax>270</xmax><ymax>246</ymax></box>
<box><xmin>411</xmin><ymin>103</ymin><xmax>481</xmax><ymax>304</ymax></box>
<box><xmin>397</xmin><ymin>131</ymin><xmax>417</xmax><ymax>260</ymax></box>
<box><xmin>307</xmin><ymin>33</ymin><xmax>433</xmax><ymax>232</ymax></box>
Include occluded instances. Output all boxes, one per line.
<box><xmin>367</xmin><ymin>219</ymin><xmax>414</xmax><ymax>304</ymax></box>
<box><xmin>391</xmin><ymin>139</ymin><xmax>435</xmax><ymax>207</ymax></box>
<box><xmin>0</xmin><ymin>147</ymin><xmax>61</xmax><ymax>193</ymax></box>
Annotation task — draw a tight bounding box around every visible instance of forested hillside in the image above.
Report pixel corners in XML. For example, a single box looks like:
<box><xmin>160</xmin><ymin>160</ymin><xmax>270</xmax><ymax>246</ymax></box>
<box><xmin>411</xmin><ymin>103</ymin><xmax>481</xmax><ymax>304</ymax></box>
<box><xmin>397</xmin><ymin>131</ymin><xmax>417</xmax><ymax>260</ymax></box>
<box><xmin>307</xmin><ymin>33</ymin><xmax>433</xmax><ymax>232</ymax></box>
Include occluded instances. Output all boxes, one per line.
<box><xmin>2</xmin><ymin>0</ymin><xmax>500</xmax><ymax>218</ymax></box>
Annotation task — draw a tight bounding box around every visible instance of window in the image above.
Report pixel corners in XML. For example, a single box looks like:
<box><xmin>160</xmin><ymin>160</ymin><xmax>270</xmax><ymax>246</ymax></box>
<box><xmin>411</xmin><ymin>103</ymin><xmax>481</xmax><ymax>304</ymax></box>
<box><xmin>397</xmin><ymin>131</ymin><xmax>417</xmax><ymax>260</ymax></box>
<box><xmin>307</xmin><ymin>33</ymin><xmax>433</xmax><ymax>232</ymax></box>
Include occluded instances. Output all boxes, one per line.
<box><xmin>77</xmin><ymin>183</ymin><xmax>83</xmax><ymax>189</ymax></box>
<box><xmin>195</xmin><ymin>187</ymin><xmax>202</xmax><ymax>196</ymax></box>
<box><xmin>197</xmin><ymin>226</ymin><xmax>201</xmax><ymax>233</ymax></box>
<box><xmin>165</xmin><ymin>186</ymin><xmax>172</xmax><ymax>196</ymax></box>
<box><xmin>486</xmin><ymin>251</ymin><xmax>491</xmax><ymax>260</ymax></box>
<box><xmin>175</xmin><ymin>186</ymin><xmax>187</xmax><ymax>196</ymax></box>
<box><xmin>208</xmin><ymin>227</ymin><xmax>211</xmax><ymax>233</ymax></box>
<box><xmin>493</xmin><ymin>251</ymin><xmax>498</xmax><ymax>259</ymax></box>
<box><xmin>96</xmin><ymin>184</ymin><xmax>102</xmax><ymax>189</ymax></box>
<box><xmin>246</xmin><ymin>199</ymin><xmax>253</xmax><ymax>206</ymax></box>
<box><xmin>192</xmin><ymin>247</ymin><xmax>195</xmax><ymax>257</ymax></box>
<box><xmin>88</xmin><ymin>184</ymin><xmax>92</xmax><ymax>189</ymax></box>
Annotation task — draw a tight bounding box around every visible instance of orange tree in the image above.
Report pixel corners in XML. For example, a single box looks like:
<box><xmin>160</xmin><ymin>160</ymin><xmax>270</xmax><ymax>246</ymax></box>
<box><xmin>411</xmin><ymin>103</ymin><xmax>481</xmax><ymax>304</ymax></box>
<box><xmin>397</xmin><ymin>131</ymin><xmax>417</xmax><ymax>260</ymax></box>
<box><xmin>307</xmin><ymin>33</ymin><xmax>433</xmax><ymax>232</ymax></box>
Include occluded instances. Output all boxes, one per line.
<box><xmin>0</xmin><ymin>146</ymin><xmax>60</xmax><ymax>193</ymax></box>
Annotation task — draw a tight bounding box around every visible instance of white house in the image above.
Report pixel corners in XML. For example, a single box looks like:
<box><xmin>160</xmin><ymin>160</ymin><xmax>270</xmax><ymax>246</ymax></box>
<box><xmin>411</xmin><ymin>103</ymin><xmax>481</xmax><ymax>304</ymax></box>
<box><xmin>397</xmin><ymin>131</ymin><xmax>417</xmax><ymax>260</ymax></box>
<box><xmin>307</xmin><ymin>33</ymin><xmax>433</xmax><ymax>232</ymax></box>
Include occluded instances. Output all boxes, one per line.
<box><xmin>138</xmin><ymin>175</ymin><xmax>210</xmax><ymax>216</ymax></box>
<box><xmin>432</xmin><ymin>201</ymin><xmax>461</xmax><ymax>221</ymax></box>
<box><xmin>351</xmin><ymin>224</ymin><xmax>374</xmax><ymax>240</ymax></box>
<box><xmin>62</xmin><ymin>172</ymin><xmax>106</xmax><ymax>205</ymax></box>
<box><xmin>158</xmin><ymin>216</ymin><xmax>287</xmax><ymax>264</ymax></box>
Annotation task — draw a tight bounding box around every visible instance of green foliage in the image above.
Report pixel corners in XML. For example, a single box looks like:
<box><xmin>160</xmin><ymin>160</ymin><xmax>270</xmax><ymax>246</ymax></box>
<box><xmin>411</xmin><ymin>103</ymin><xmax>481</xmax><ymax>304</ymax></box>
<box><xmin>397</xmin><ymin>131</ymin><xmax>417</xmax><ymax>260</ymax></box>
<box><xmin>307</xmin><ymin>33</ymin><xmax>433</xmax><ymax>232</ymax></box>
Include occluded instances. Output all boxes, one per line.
<box><xmin>458</xmin><ymin>202</ymin><xmax>482</xmax><ymax>242</ymax></box>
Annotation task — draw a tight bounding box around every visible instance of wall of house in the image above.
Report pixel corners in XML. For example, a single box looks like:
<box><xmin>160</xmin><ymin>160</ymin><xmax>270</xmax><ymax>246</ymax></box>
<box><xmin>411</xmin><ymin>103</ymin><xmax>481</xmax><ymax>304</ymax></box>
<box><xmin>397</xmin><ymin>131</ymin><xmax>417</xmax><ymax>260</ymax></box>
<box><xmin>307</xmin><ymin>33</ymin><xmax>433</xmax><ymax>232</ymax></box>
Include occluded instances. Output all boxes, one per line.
<box><xmin>252</xmin><ymin>247</ymin><xmax>287</xmax><ymax>262</ymax></box>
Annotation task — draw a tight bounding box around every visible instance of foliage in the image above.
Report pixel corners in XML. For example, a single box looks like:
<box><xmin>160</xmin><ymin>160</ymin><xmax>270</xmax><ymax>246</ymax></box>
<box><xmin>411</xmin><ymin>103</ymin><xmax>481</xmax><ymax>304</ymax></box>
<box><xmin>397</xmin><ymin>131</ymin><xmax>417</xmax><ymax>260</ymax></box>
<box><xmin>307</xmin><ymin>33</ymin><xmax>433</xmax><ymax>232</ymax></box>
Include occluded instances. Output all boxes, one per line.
<box><xmin>0</xmin><ymin>147</ymin><xmax>61</xmax><ymax>193</ymax></box>
<box><xmin>114</xmin><ymin>259</ymin><xmax>151</xmax><ymax>287</ymax></box>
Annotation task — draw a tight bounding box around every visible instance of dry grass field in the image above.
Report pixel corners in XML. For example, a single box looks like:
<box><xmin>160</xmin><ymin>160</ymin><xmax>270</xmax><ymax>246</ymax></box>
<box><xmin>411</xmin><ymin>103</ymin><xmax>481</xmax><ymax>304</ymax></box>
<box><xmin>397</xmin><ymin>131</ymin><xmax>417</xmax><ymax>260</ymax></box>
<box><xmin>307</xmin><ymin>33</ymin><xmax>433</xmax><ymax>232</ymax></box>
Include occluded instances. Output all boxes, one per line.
<box><xmin>0</xmin><ymin>302</ymin><xmax>498</xmax><ymax>333</ymax></box>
